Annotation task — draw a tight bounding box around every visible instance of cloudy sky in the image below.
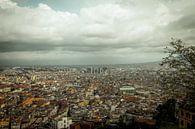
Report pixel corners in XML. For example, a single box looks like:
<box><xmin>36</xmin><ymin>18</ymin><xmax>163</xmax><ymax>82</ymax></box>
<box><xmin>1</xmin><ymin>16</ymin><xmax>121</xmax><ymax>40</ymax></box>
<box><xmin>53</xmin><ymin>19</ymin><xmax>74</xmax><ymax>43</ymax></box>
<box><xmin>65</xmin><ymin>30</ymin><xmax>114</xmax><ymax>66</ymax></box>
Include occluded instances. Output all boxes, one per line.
<box><xmin>0</xmin><ymin>0</ymin><xmax>195</xmax><ymax>65</ymax></box>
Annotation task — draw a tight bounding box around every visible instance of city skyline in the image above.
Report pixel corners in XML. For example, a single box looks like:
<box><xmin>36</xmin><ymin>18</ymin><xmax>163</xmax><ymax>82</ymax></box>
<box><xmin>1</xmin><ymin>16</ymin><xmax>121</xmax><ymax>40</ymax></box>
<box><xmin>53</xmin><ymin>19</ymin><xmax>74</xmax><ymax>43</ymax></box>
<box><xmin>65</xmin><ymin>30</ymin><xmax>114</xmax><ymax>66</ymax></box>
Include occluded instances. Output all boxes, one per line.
<box><xmin>0</xmin><ymin>0</ymin><xmax>195</xmax><ymax>65</ymax></box>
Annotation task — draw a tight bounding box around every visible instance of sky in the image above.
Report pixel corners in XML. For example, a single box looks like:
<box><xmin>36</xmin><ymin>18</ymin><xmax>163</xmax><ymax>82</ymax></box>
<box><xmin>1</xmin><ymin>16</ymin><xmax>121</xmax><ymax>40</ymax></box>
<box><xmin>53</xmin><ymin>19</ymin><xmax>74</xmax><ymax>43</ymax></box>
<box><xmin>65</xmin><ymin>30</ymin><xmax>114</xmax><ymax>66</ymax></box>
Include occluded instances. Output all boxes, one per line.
<box><xmin>0</xmin><ymin>0</ymin><xmax>195</xmax><ymax>65</ymax></box>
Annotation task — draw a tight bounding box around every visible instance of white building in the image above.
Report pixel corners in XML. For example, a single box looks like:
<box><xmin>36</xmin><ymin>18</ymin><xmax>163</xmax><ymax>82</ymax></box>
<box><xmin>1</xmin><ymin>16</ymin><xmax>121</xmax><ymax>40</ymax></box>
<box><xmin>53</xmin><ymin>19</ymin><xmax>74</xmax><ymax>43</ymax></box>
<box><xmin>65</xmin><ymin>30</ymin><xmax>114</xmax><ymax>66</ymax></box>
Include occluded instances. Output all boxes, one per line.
<box><xmin>120</xmin><ymin>86</ymin><xmax>135</xmax><ymax>95</ymax></box>
<box><xmin>54</xmin><ymin>116</ymin><xmax>72</xmax><ymax>129</ymax></box>
<box><xmin>0</xmin><ymin>87</ymin><xmax>11</xmax><ymax>92</ymax></box>
<box><xmin>52</xmin><ymin>107</ymin><xmax>72</xmax><ymax>129</ymax></box>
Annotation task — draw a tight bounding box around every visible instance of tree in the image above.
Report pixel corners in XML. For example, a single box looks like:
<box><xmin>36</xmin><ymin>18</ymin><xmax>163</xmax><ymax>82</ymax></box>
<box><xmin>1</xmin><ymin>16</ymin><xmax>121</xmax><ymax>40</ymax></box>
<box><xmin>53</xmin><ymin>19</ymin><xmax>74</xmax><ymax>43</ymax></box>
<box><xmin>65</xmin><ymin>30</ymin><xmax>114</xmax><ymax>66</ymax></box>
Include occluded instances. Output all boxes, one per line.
<box><xmin>156</xmin><ymin>39</ymin><xmax>195</xmax><ymax>129</ymax></box>
<box><xmin>154</xmin><ymin>99</ymin><xmax>176</xmax><ymax>123</ymax></box>
<box><xmin>159</xmin><ymin>39</ymin><xmax>195</xmax><ymax>96</ymax></box>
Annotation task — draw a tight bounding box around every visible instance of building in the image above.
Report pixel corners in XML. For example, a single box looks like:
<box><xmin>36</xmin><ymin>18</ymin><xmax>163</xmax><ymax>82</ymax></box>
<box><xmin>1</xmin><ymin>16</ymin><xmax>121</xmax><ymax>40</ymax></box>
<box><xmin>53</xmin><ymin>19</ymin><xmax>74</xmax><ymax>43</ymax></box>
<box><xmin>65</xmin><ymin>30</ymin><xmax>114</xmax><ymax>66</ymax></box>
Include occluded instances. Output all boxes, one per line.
<box><xmin>0</xmin><ymin>86</ymin><xmax>12</xmax><ymax>93</ymax></box>
<box><xmin>119</xmin><ymin>85</ymin><xmax>135</xmax><ymax>95</ymax></box>
<box><xmin>52</xmin><ymin>107</ymin><xmax>73</xmax><ymax>129</ymax></box>
<box><xmin>53</xmin><ymin>116</ymin><xmax>72</xmax><ymax>129</ymax></box>
<box><xmin>135</xmin><ymin>118</ymin><xmax>156</xmax><ymax>129</ymax></box>
<box><xmin>179</xmin><ymin>100</ymin><xmax>195</xmax><ymax>129</ymax></box>
<box><xmin>70</xmin><ymin>121</ymin><xmax>95</xmax><ymax>129</ymax></box>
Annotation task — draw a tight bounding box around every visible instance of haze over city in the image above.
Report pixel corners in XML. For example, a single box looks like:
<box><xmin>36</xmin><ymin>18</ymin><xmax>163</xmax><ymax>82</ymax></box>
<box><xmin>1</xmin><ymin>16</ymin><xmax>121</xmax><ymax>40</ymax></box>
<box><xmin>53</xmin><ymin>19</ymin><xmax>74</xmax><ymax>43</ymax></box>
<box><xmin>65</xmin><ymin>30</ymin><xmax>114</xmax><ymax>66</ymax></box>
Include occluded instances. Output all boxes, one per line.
<box><xmin>0</xmin><ymin>0</ymin><xmax>195</xmax><ymax>65</ymax></box>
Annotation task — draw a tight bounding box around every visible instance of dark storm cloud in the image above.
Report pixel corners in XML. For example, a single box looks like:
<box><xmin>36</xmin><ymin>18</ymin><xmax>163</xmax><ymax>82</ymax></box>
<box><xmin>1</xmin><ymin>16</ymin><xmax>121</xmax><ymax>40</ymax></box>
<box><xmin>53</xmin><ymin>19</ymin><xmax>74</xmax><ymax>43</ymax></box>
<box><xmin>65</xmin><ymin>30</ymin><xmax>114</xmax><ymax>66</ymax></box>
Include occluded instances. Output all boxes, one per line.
<box><xmin>0</xmin><ymin>0</ymin><xmax>195</xmax><ymax>65</ymax></box>
<box><xmin>61</xmin><ymin>42</ymin><xmax>143</xmax><ymax>53</ymax></box>
<box><xmin>0</xmin><ymin>41</ymin><xmax>134</xmax><ymax>53</ymax></box>
<box><xmin>0</xmin><ymin>41</ymin><xmax>55</xmax><ymax>52</ymax></box>
<box><xmin>185</xmin><ymin>36</ymin><xmax>195</xmax><ymax>41</ymax></box>
<box><xmin>166</xmin><ymin>14</ymin><xmax>195</xmax><ymax>31</ymax></box>
<box><xmin>0</xmin><ymin>40</ymin><xmax>162</xmax><ymax>54</ymax></box>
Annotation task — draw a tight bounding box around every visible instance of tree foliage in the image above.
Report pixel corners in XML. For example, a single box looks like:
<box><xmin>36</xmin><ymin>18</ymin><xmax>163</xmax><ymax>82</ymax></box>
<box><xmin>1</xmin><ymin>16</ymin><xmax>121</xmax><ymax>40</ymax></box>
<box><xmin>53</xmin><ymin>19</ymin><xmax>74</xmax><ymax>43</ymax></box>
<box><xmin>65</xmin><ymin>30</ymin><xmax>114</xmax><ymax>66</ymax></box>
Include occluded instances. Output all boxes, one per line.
<box><xmin>154</xmin><ymin>99</ymin><xmax>176</xmax><ymax>124</ymax></box>
<box><xmin>159</xmin><ymin>39</ymin><xmax>195</xmax><ymax>90</ymax></box>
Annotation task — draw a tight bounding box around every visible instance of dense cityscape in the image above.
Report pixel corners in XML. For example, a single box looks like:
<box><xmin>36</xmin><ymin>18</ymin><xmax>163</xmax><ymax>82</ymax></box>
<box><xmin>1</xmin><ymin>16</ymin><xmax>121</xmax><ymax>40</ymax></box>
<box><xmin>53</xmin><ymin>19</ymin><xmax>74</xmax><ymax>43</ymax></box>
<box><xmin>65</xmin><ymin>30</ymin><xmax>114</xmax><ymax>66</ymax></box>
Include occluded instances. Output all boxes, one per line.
<box><xmin>0</xmin><ymin>63</ymin><xmax>189</xmax><ymax>129</ymax></box>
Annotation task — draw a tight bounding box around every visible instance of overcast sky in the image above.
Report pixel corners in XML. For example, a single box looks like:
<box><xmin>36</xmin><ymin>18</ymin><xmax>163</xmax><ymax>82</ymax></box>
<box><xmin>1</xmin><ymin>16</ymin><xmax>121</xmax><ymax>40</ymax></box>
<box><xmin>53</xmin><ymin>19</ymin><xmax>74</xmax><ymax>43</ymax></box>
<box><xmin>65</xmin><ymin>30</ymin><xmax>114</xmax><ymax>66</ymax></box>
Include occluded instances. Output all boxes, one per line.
<box><xmin>0</xmin><ymin>0</ymin><xmax>195</xmax><ymax>65</ymax></box>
